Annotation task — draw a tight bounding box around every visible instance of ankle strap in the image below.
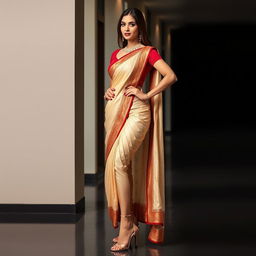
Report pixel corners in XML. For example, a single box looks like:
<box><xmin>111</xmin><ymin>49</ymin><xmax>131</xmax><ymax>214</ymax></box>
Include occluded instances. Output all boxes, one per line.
<box><xmin>120</xmin><ymin>213</ymin><xmax>133</xmax><ymax>217</ymax></box>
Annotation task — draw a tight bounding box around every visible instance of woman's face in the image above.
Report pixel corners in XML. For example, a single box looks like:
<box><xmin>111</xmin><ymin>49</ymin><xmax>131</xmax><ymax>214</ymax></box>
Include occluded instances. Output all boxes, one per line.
<box><xmin>120</xmin><ymin>14</ymin><xmax>139</xmax><ymax>42</ymax></box>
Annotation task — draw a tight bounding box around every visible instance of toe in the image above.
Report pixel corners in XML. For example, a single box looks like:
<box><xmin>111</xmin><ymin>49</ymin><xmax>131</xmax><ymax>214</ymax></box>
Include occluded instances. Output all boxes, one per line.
<box><xmin>111</xmin><ymin>244</ymin><xmax>118</xmax><ymax>251</ymax></box>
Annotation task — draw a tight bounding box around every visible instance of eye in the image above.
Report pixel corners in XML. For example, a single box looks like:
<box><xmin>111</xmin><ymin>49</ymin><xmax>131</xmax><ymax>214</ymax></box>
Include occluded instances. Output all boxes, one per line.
<box><xmin>121</xmin><ymin>23</ymin><xmax>125</xmax><ymax>27</ymax></box>
<box><xmin>130</xmin><ymin>23</ymin><xmax>136</xmax><ymax>26</ymax></box>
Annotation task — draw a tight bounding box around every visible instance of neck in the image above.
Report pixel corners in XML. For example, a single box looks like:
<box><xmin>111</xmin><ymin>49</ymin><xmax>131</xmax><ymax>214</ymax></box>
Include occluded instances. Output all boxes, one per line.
<box><xmin>126</xmin><ymin>39</ymin><xmax>140</xmax><ymax>48</ymax></box>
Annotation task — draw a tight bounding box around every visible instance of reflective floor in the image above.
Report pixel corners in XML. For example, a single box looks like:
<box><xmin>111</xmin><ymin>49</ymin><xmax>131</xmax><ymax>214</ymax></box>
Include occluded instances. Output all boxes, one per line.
<box><xmin>0</xmin><ymin>126</ymin><xmax>255</xmax><ymax>256</ymax></box>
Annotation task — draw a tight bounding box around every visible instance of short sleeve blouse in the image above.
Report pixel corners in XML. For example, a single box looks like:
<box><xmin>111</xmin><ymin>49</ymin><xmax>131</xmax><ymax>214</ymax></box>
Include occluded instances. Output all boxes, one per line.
<box><xmin>148</xmin><ymin>48</ymin><xmax>162</xmax><ymax>66</ymax></box>
<box><xmin>109</xmin><ymin>47</ymin><xmax>161</xmax><ymax>69</ymax></box>
<box><xmin>108</xmin><ymin>47</ymin><xmax>162</xmax><ymax>86</ymax></box>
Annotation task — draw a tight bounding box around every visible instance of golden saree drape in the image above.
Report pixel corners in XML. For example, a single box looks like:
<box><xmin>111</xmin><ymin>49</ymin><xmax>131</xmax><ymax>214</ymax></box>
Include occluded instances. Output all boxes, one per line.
<box><xmin>104</xmin><ymin>46</ymin><xmax>165</xmax><ymax>243</ymax></box>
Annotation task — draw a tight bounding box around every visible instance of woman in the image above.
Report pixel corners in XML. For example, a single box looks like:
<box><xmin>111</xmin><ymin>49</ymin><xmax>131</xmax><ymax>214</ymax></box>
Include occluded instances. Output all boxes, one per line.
<box><xmin>104</xmin><ymin>8</ymin><xmax>178</xmax><ymax>252</ymax></box>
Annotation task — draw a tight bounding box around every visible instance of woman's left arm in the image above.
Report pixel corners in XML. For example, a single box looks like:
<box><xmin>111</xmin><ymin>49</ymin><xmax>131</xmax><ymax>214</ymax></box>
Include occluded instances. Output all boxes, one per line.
<box><xmin>146</xmin><ymin>59</ymin><xmax>178</xmax><ymax>99</ymax></box>
<box><xmin>124</xmin><ymin>59</ymin><xmax>178</xmax><ymax>100</ymax></box>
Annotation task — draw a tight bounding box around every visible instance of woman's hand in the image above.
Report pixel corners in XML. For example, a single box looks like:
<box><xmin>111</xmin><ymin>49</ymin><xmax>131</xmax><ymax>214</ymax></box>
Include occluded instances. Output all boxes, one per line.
<box><xmin>124</xmin><ymin>85</ymin><xmax>149</xmax><ymax>101</ymax></box>
<box><xmin>104</xmin><ymin>88</ymin><xmax>115</xmax><ymax>100</ymax></box>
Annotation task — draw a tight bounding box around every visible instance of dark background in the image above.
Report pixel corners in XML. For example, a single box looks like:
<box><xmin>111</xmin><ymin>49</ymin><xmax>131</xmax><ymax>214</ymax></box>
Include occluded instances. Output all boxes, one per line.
<box><xmin>172</xmin><ymin>24</ymin><xmax>256</xmax><ymax>129</ymax></box>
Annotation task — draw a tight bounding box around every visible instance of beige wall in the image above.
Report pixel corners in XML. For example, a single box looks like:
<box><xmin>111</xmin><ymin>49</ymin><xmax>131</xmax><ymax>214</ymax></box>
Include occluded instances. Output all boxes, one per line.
<box><xmin>104</xmin><ymin>0</ymin><xmax>124</xmax><ymax>92</ymax></box>
<box><xmin>84</xmin><ymin>0</ymin><xmax>97</xmax><ymax>174</ymax></box>
<box><xmin>0</xmin><ymin>0</ymin><xmax>83</xmax><ymax>204</ymax></box>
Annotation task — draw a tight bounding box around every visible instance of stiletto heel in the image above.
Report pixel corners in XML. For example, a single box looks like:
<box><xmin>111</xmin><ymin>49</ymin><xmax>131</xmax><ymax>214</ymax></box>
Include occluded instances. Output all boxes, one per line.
<box><xmin>129</xmin><ymin>232</ymin><xmax>137</xmax><ymax>249</ymax></box>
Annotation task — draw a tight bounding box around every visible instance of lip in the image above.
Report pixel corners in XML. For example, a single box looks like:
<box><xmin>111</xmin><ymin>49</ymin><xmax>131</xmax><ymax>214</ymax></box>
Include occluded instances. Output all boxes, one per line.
<box><xmin>124</xmin><ymin>33</ymin><xmax>131</xmax><ymax>36</ymax></box>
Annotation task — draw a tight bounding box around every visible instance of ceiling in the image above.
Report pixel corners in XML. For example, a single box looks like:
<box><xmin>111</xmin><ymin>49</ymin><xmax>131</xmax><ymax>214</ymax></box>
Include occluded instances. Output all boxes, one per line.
<box><xmin>144</xmin><ymin>0</ymin><xmax>256</xmax><ymax>26</ymax></box>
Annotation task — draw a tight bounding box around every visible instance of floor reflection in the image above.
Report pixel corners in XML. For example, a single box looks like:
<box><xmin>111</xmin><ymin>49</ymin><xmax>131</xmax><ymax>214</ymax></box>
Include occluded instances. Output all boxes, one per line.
<box><xmin>0</xmin><ymin>218</ymin><xmax>84</xmax><ymax>255</ymax></box>
<box><xmin>1</xmin><ymin>128</ymin><xmax>255</xmax><ymax>256</ymax></box>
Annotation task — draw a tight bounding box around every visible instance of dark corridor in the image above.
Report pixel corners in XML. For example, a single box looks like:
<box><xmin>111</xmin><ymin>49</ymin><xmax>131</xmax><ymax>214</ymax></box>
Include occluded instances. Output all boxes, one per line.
<box><xmin>171</xmin><ymin>24</ymin><xmax>256</xmax><ymax>130</ymax></box>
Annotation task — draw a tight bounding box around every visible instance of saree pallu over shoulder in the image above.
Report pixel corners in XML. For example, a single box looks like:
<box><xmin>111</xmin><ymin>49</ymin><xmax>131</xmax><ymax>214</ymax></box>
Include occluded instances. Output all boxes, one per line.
<box><xmin>104</xmin><ymin>46</ymin><xmax>165</xmax><ymax>243</ymax></box>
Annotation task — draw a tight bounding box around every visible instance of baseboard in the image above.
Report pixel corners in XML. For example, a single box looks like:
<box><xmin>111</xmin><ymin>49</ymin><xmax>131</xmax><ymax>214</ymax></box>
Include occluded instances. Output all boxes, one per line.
<box><xmin>0</xmin><ymin>196</ymin><xmax>85</xmax><ymax>223</ymax></box>
<box><xmin>84</xmin><ymin>171</ymin><xmax>104</xmax><ymax>186</ymax></box>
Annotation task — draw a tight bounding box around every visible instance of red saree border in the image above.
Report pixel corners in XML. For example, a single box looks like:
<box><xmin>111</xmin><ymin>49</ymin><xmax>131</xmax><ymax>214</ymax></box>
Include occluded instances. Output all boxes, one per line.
<box><xmin>108</xmin><ymin>46</ymin><xmax>147</xmax><ymax>75</ymax></box>
<box><xmin>105</xmin><ymin>46</ymin><xmax>156</xmax><ymax>160</ymax></box>
<box><xmin>108</xmin><ymin>203</ymin><xmax>164</xmax><ymax>229</ymax></box>
<box><xmin>108</xmin><ymin>207</ymin><xmax>120</xmax><ymax>229</ymax></box>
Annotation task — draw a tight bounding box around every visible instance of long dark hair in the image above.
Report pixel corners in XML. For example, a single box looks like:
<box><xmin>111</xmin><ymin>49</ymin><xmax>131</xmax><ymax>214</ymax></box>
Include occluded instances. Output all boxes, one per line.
<box><xmin>117</xmin><ymin>8</ymin><xmax>152</xmax><ymax>48</ymax></box>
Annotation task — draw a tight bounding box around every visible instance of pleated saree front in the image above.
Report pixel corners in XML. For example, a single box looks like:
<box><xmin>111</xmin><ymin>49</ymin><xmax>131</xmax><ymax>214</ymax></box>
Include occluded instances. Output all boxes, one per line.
<box><xmin>104</xmin><ymin>46</ymin><xmax>165</xmax><ymax>243</ymax></box>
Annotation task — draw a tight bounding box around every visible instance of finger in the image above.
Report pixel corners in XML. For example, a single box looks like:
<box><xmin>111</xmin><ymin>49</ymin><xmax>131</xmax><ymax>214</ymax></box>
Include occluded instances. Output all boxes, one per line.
<box><xmin>125</xmin><ymin>89</ymin><xmax>133</xmax><ymax>95</ymax></box>
<box><xmin>107</xmin><ymin>91</ymin><xmax>114</xmax><ymax>97</ymax></box>
<box><xmin>109</xmin><ymin>89</ymin><xmax>115</xmax><ymax>94</ymax></box>
<box><xmin>106</xmin><ymin>93</ymin><xmax>113</xmax><ymax>99</ymax></box>
<box><xmin>111</xmin><ymin>88</ymin><xmax>115</xmax><ymax>91</ymax></box>
<box><xmin>105</xmin><ymin>94</ymin><xmax>111</xmax><ymax>100</ymax></box>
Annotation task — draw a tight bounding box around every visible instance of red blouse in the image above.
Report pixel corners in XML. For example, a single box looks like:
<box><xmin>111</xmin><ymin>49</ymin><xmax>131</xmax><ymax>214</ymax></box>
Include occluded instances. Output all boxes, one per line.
<box><xmin>108</xmin><ymin>47</ymin><xmax>162</xmax><ymax>87</ymax></box>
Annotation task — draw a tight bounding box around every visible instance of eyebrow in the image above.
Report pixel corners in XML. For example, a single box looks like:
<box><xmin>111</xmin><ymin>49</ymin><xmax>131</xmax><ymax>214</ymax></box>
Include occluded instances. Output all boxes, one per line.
<box><xmin>121</xmin><ymin>21</ymin><xmax>136</xmax><ymax>24</ymax></box>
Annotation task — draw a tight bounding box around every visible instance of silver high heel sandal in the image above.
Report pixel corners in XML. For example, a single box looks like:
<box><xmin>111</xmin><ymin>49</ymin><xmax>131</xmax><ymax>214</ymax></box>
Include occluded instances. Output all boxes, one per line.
<box><xmin>112</xmin><ymin>213</ymin><xmax>139</xmax><ymax>243</ymax></box>
<box><xmin>110</xmin><ymin>214</ymin><xmax>139</xmax><ymax>252</ymax></box>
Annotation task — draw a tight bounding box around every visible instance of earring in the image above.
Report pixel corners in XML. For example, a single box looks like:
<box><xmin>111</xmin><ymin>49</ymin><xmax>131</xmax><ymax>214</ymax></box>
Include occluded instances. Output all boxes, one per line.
<box><xmin>138</xmin><ymin>34</ymin><xmax>142</xmax><ymax>43</ymax></box>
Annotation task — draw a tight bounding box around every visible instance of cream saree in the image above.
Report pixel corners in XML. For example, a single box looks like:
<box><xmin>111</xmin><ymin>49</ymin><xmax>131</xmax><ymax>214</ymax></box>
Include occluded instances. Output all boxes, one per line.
<box><xmin>104</xmin><ymin>46</ymin><xmax>165</xmax><ymax>243</ymax></box>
